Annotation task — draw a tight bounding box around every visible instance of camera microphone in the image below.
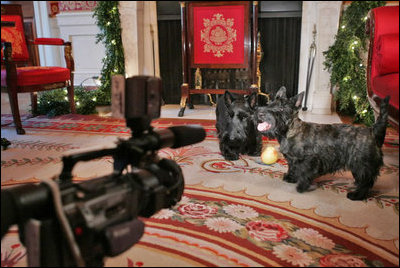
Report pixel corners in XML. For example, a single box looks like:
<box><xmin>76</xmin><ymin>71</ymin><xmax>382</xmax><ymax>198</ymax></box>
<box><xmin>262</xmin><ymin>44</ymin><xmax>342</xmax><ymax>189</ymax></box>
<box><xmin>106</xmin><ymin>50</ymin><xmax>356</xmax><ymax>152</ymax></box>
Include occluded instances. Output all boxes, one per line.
<box><xmin>155</xmin><ymin>125</ymin><xmax>206</xmax><ymax>149</ymax></box>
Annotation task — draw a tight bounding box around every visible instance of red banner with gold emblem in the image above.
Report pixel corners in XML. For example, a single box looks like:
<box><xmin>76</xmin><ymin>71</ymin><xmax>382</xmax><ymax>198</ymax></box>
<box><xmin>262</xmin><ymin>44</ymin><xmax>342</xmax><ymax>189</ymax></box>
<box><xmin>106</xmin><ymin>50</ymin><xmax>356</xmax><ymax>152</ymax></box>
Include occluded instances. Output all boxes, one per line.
<box><xmin>190</xmin><ymin>3</ymin><xmax>249</xmax><ymax>67</ymax></box>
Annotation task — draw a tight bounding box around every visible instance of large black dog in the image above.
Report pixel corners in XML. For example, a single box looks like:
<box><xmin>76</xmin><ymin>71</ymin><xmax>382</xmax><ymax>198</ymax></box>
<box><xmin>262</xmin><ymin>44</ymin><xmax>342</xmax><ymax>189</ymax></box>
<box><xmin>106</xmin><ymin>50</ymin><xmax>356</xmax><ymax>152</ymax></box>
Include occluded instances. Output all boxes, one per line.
<box><xmin>216</xmin><ymin>91</ymin><xmax>262</xmax><ymax>161</ymax></box>
<box><xmin>256</xmin><ymin>87</ymin><xmax>389</xmax><ymax>200</ymax></box>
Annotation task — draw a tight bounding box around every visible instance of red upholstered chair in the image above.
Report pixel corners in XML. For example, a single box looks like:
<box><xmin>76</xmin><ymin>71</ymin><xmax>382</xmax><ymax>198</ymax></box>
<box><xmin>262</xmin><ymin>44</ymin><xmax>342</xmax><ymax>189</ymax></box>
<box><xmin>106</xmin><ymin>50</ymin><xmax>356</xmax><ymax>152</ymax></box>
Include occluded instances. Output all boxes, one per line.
<box><xmin>366</xmin><ymin>5</ymin><xmax>399</xmax><ymax>131</ymax></box>
<box><xmin>1</xmin><ymin>4</ymin><xmax>75</xmax><ymax>134</ymax></box>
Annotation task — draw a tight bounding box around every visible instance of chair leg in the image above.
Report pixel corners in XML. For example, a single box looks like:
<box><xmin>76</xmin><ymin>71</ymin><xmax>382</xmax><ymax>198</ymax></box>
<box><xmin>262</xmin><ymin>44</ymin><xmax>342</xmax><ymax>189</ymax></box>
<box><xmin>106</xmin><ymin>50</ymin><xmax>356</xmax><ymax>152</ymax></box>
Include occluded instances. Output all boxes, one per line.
<box><xmin>7</xmin><ymin>90</ymin><xmax>25</xmax><ymax>135</ymax></box>
<box><xmin>30</xmin><ymin>92</ymin><xmax>38</xmax><ymax>116</ymax></box>
<box><xmin>67</xmin><ymin>85</ymin><xmax>76</xmax><ymax>113</ymax></box>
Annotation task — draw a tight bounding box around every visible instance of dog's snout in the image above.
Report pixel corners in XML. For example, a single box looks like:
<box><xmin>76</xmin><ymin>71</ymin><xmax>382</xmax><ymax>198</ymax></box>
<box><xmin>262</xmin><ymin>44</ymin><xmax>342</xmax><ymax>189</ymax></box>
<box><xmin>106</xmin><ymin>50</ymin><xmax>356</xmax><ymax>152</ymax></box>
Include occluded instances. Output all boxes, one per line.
<box><xmin>256</xmin><ymin>112</ymin><xmax>268</xmax><ymax>122</ymax></box>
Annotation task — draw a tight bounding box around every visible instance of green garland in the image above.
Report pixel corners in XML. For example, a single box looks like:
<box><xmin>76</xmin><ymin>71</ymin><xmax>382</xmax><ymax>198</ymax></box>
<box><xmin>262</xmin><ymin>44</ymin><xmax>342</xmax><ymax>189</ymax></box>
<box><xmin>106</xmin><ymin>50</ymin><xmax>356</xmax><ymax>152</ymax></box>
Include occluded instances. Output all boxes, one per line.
<box><xmin>93</xmin><ymin>1</ymin><xmax>125</xmax><ymax>105</ymax></box>
<box><xmin>323</xmin><ymin>1</ymin><xmax>385</xmax><ymax>126</ymax></box>
<box><xmin>37</xmin><ymin>87</ymin><xmax>98</xmax><ymax>116</ymax></box>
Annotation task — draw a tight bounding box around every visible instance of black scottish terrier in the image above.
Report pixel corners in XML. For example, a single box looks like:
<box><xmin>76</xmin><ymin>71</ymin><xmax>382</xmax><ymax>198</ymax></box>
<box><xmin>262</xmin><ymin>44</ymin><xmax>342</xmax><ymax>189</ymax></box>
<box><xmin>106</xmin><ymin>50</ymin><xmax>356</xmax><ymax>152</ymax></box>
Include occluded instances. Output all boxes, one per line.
<box><xmin>256</xmin><ymin>87</ymin><xmax>390</xmax><ymax>201</ymax></box>
<box><xmin>216</xmin><ymin>91</ymin><xmax>262</xmax><ymax>161</ymax></box>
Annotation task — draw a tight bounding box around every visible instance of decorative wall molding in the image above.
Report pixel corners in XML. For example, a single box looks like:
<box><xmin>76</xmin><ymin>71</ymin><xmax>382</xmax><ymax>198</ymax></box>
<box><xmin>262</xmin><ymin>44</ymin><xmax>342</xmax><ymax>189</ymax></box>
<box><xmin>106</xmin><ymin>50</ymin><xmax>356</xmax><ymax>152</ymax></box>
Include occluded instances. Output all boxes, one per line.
<box><xmin>56</xmin><ymin>11</ymin><xmax>105</xmax><ymax>86</ymax></box>
<box><xmin>58</xmin><ymin>1</ymin><xmax>97</xmax><ymax>12</ymax></box>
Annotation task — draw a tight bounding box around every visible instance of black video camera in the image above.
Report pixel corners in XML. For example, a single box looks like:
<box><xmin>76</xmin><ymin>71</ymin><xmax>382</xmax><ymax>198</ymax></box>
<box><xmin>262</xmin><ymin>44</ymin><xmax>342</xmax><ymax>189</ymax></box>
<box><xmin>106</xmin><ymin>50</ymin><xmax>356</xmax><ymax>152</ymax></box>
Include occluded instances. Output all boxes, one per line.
<box><xmin>1</xmin><ymin>76</ymin><xmax>206</xmax><ymax>267</ymax></box>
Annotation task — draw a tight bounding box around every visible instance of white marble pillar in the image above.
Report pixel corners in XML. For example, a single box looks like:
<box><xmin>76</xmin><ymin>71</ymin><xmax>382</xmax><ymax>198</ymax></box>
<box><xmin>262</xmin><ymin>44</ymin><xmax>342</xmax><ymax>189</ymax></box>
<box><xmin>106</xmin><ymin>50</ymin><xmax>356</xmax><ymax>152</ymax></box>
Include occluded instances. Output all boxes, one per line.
<box><xmin>119</xmin><ymin>1</ymin><xmax>159</xmax><ymax>78</ymax></box>
<box><xmin>298</xmin><ymin>1</ymin><xmax>342</xmax><ymax>115</ymax></box>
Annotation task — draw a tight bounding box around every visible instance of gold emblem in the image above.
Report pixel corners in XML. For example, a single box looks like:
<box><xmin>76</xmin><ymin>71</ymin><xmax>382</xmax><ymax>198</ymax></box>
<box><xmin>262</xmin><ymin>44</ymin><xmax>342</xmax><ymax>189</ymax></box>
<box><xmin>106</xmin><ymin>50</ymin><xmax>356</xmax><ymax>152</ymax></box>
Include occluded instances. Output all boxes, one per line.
<box><xmin>201</xmin><ymin>13</ymin><xmax>237</xmax><ymax>58</ymax></box>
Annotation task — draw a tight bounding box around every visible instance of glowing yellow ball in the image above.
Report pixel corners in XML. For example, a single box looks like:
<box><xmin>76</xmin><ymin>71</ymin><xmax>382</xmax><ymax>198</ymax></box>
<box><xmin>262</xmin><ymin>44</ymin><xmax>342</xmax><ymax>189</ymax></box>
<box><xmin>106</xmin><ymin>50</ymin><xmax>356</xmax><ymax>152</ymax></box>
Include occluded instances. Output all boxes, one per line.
<box><xmin>261</xmin><ymin>146</ymin><xmax>278</xmax><ymax>165</ymax></box>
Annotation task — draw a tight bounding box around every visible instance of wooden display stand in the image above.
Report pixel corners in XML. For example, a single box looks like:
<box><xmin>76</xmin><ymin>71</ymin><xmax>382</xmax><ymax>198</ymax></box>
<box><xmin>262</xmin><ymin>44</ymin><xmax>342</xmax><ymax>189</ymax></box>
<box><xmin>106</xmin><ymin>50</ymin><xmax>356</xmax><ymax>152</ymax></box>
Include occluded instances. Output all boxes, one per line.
<box><xmin>178</xmin><ymin>1</ymin><xmax>259</xmax><ymax>117</ymax></box>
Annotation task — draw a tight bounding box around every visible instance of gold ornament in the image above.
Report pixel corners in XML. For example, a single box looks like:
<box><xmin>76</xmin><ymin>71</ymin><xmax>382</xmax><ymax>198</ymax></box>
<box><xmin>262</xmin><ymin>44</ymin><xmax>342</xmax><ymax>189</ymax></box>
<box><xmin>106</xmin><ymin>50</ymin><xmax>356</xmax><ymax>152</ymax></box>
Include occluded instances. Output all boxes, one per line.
<box><xmin>195</xmin><ymin>68</ymin><xmax>202</xmax><ymax>89</ymax></box>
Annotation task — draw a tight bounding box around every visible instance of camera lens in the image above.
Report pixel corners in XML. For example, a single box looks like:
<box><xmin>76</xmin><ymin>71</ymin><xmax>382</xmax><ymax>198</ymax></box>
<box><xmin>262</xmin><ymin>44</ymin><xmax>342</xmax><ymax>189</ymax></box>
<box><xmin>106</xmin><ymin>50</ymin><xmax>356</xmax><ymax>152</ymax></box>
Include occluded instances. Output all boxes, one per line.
<box><xmin>129</xmin><ymin>159</ymin><xmax>184</xmax><ymax>218</ymax></box>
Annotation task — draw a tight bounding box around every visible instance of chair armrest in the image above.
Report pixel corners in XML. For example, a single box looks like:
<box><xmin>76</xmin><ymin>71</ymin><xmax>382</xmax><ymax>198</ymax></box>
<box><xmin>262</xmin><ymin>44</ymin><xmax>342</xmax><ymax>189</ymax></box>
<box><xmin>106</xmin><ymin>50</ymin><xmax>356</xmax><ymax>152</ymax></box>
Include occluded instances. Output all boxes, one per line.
<box><xmin>31</xmin><ymin>38</ymin><xmax>66</xmax><ymax>46</ymax></box>
<box><xmin>26</xmin><ymin>38</ymin><xmax>75</xmax><ymax>72</ymax></box>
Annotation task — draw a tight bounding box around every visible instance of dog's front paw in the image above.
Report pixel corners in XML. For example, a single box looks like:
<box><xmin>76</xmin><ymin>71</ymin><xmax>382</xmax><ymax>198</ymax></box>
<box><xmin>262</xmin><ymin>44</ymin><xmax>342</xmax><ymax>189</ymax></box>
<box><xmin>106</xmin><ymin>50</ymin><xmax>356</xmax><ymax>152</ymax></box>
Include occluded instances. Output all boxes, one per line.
<box><xmin>296</xmin><ymin>182</ymin><xmax>314</xmax><ymax>193</ymax></box>
<box><xmin>222</xmin><ymin>154</ymin><xmax>240</xmax><ymax>161</ymax></box>
<box><xmin>346</xmin><ymin>191</ymin><xmax>368</xmax><ymax>201</ymax></box>
<box><xmin>283</xmin><ymin>173</ymin><xmax>297</xmax><ymax>183</ymax></box>
<box><xmin>296</xmin><ymin>183</ymin><xmax>317</xmax><ymax>193</ymax></box>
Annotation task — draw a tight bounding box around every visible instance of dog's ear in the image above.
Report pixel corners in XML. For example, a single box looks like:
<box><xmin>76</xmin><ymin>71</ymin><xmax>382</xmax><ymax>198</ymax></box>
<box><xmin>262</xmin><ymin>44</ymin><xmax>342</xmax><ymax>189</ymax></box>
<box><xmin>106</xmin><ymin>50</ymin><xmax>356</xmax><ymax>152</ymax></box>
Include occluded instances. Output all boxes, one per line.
<box><xmin>224</xmin><ymin>91</ymin><xmax>235</xmax><ymax>105</ymax></box>
<box><xmin>290</xmin><ymin>91</ymin><xmax>305</xmax><ymax>109</ymax></box>
<box><xmin>223</xmin><ymin>91</ymin><xmax>235</xmax><ymax>117</ymax></box>
<box><xmin>275</xmin><ymin>86</ymin><xmax>287</xmax><ymax>100</ymax></box>
<box><xmin>247</xmin><ymin>92</ymin><xmax>258</xmax><ymax>109</ymax></box>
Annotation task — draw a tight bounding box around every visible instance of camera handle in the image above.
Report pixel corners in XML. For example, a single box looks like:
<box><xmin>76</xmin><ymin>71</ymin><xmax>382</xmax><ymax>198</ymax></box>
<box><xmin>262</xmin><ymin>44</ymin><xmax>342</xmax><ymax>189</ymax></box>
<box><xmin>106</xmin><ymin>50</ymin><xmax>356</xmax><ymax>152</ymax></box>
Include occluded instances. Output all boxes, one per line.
<box><xmin>59</xmin><ymin>137</ymin><xmax>151</xmax><ymax>182</ymax></box>
<box><xmin>59</xmin><ymin>148</ymin><xmax>119</xmax><ymax>182</ymax></box>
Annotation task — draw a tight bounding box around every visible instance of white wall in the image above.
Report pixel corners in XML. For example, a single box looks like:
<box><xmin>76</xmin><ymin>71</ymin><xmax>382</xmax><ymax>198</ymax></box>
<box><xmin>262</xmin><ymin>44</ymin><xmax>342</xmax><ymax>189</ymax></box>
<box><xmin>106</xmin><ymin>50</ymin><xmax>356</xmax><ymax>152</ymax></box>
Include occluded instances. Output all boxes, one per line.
<box><xmin>56</xmin><ymin>12</ymin><xmax>105</xmax><ymax>86</ymax></box>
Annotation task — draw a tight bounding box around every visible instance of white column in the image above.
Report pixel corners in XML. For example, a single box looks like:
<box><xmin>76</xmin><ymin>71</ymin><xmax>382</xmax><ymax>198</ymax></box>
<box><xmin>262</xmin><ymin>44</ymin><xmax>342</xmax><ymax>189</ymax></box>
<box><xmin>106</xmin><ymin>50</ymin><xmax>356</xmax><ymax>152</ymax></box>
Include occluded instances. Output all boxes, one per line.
<box><xmin>145</xmin><ymin>1</ymin><xmax>160</xmax><ymax>77</ymax></box>
<box><xmin>298</xmin><ymin>1</ymin><xmax>342</xmax><ymax>115</ymax></box>
<box><xmin>119</xmin><ymin>1</ymin><xmax>160</xmax><ymax>78</ymax></box>
<box><xmin>119</xmin><ymin>1</ymin><xmax>140</xmax><ymax>77</ymax></box>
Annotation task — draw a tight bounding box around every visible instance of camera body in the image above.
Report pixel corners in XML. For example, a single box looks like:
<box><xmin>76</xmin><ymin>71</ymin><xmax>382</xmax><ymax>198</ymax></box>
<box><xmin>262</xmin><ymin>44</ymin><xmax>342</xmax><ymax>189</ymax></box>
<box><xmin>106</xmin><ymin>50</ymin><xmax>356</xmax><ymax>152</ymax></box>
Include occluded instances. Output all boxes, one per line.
<box><xmin>53</xmin><ymin>156</ymin><xmax>184</xmax><ymax>266</ymax></box>
<box><xmin>1</xmin><ymin>76</ymin><xmax>205</xmax><ymax>267</ymax></box>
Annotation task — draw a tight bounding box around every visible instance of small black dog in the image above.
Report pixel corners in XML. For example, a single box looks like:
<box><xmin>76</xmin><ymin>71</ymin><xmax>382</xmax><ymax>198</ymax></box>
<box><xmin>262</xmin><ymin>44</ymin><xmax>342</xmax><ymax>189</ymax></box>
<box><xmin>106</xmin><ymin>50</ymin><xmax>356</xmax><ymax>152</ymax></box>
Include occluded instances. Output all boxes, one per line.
<box><xmin>256</xmin><ymin>86</ymin><xmax>389</xmax><ymax>200</ymax></box>
<box><xmin>216</xmin><ymin>91</ymin><xmax>262</xmax><ymax>160</ymax></box>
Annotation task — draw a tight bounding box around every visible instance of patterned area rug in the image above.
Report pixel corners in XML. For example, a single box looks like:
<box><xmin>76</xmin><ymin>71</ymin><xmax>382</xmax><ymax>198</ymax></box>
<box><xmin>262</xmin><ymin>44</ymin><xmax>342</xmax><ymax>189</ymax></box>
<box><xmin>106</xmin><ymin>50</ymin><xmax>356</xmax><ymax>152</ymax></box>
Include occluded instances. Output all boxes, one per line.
<box><xmin>1</xmin><ymin>114</ymin><xmax>399</xmax><ymax>267</ymax></box>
